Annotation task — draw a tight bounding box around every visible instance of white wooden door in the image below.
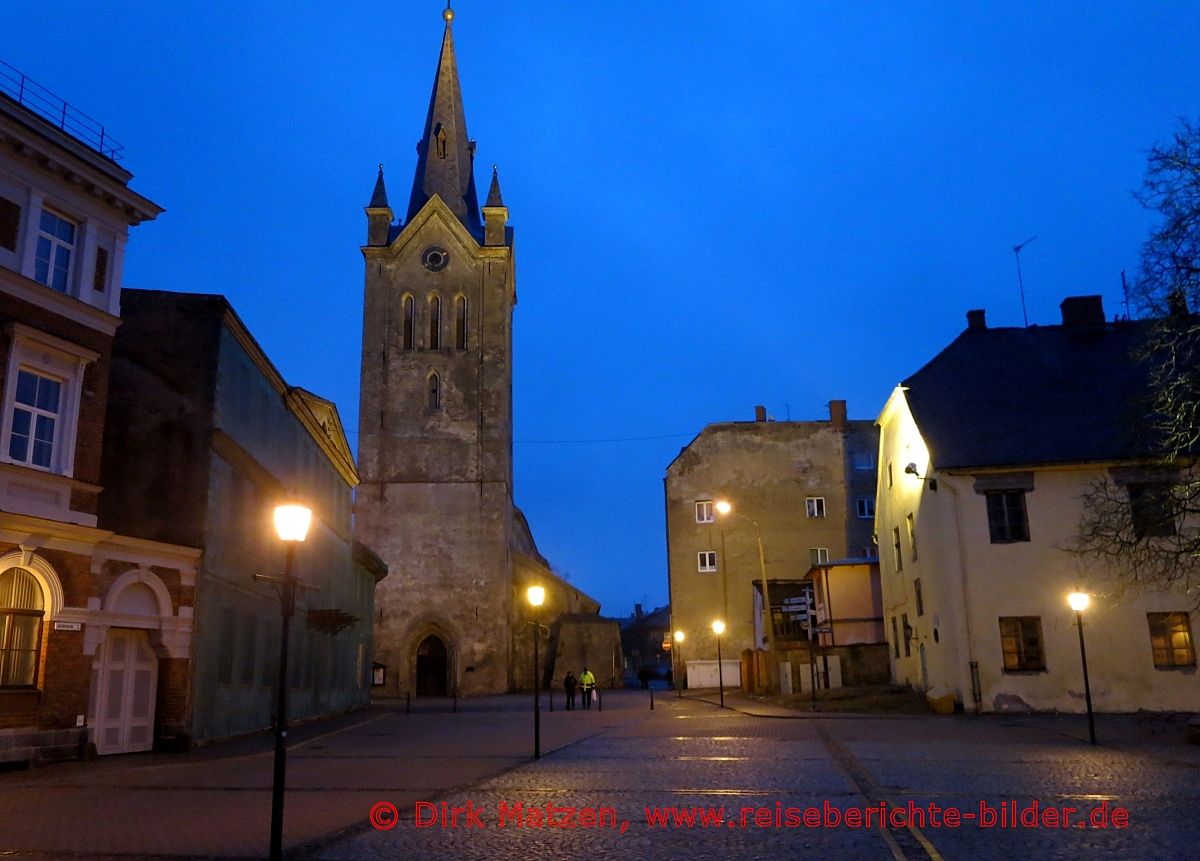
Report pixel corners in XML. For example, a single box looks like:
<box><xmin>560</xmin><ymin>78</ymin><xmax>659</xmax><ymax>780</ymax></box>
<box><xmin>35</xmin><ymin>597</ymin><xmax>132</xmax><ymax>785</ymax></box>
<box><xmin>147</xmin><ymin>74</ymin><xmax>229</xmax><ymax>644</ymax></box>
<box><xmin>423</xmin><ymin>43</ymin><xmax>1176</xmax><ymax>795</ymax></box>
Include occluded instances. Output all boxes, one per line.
<box><xmin>95</xmin><ymin>629</ymin><xmax>158</xmax><ymax>755</ymax></box>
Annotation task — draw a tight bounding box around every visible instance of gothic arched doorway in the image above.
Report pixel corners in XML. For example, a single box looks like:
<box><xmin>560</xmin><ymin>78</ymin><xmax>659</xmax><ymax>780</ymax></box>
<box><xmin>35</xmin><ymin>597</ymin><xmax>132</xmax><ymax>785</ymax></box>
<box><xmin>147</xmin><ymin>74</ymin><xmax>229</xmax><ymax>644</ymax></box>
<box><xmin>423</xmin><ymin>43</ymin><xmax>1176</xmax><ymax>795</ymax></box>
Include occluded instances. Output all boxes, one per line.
<box><xmin>415</xmin><ymin>635</ymin><xmax>449</xmax><ymax>697</ymax></box>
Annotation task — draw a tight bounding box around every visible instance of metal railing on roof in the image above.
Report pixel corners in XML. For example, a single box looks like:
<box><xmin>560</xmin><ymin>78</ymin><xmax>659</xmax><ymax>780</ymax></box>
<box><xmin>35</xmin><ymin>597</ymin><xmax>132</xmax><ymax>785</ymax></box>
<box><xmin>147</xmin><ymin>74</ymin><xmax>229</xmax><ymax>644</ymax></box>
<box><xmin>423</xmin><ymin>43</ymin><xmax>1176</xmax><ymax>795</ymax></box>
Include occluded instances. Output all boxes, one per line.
<box><xmin>0</xmin><ymin>59</ymin><xmax>124</xmax><ymax>162</ymax></box>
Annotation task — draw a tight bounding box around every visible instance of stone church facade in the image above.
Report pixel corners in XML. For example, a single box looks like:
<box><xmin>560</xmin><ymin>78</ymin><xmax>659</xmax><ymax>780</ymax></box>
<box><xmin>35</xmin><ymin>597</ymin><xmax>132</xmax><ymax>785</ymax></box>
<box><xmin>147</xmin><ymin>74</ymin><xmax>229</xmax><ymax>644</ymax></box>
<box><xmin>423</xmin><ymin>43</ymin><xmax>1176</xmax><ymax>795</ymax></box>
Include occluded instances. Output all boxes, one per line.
<box><xmin>357</xmin><ymin>8</ymin><xmax>620</xmax><ymax>697</ymax></box>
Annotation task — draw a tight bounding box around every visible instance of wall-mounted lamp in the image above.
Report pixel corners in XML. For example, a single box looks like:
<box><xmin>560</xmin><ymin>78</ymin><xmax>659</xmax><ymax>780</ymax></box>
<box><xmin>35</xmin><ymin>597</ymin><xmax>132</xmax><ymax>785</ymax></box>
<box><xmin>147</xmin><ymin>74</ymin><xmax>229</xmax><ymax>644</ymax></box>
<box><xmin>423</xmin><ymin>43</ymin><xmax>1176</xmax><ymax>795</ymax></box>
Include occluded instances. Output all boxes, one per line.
<box><xmin>903</xmin><ymin>462</ymin><xmax>938</xmax><ymax>491</ymax></box>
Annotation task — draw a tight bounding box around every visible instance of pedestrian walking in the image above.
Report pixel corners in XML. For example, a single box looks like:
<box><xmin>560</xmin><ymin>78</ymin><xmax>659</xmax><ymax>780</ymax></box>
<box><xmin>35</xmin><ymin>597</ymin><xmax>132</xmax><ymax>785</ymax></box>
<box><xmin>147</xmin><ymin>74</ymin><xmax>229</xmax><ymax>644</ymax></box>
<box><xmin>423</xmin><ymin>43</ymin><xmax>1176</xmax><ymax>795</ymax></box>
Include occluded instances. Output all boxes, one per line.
<box><xmin>563</xmin><ymin>671</ymin><xmax>578</xmax><ymax>710</ymax></box>
<box><xmin>579</xmin><ymin>667</ymin><xmax>596</xmax><ymax>709</ymax></box>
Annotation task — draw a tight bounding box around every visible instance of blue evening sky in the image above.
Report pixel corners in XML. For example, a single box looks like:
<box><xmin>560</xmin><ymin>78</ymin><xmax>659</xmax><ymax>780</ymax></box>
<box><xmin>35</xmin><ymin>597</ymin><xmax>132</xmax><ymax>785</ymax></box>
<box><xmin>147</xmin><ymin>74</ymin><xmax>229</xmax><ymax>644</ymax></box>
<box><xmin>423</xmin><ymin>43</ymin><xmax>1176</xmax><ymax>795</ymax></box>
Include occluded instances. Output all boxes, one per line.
<box><xmin>5</xmin><ymin>2</ymin><xmax>1199</xmax><ymax>616</ymax></box>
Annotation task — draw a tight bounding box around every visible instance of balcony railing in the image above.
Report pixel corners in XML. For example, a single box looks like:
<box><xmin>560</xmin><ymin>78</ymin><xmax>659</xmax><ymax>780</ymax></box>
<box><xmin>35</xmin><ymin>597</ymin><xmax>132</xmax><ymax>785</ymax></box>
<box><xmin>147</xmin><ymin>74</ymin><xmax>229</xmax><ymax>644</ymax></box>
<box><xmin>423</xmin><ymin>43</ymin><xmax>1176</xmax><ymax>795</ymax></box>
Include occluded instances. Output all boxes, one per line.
<box><xmin>0</xmin><ymin>59</ymin><xmax>124</xmax><ymax>161</ymax></box>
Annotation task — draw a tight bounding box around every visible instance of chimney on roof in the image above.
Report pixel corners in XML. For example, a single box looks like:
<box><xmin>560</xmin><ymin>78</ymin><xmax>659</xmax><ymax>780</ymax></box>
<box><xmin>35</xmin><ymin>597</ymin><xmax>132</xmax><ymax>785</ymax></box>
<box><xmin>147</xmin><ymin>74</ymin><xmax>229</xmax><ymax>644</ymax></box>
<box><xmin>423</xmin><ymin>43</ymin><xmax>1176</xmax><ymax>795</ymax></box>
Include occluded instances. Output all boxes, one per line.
<box><xmin>754</xmin><ymin>405</ymin><xmax>766</xmax><ymax>422</ymax></box>
<box><xmin>829</xmin><ymin>399</ymin><xmax>847</xmax><ymax>429</ymax></box>
<box><xmin>966</xmin><ymin>309</ymin><xmax>987</xmax><ymax>331</ymax></box>
<box><xmin>634</xmin><ymin>603</ymin><xmax>643</xmax><ymax>619</ymax></box>
<box><xmin>1060</xmin><ymin>295</ymin><xmax>1105</xmax><ymax>328</ymax></box>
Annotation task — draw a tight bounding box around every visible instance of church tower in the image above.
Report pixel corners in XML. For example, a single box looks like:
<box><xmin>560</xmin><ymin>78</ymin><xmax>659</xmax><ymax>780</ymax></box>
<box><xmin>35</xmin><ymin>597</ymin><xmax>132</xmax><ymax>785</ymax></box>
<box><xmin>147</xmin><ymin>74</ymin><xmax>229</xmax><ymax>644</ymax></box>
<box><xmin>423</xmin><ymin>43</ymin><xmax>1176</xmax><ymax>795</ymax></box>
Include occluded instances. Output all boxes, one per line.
<box><xmin>357</xmin><ymin>5</ymin><xmax>517</xmax><ymax>696</ymax></box>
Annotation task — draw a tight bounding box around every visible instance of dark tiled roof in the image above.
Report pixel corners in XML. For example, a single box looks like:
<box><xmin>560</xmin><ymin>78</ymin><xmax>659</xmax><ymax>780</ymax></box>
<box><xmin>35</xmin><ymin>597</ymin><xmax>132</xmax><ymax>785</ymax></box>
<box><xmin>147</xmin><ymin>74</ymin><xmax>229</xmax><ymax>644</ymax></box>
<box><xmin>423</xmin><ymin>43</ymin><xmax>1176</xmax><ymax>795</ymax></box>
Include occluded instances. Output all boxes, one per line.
<box><xmin>903</xmin><ymin>320</ymin><xmax>1157</xmax><ymax>470</ymax></box>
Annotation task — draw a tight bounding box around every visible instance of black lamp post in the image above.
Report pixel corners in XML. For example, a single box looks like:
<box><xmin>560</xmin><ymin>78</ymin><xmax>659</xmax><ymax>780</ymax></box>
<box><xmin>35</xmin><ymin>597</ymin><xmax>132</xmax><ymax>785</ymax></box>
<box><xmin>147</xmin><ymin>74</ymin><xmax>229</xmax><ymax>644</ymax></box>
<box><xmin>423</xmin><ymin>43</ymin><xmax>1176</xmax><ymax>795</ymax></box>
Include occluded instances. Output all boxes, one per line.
<box><xmin>1068</xmin><ymin>592</ymin><xmax>1096</xmax><ymax>745</ymax></box>
<box><xmin>267</xmin><ymin>501</ymin><xmax>311</xmax><ymax>861</ymax></box>
<box><xmin>712</xmin><ymin>620</ymin><xmax>726</xmax><ymax>708</ymax></box>
<box><xmin>527</xmin><ymin>585</ymin><xmax>545</xmax><ymax>759</ymax></box>
<box><xmin>674</xmin><ymin>630</ymin><xmax>685</xmax><ymax>698</ymax></box>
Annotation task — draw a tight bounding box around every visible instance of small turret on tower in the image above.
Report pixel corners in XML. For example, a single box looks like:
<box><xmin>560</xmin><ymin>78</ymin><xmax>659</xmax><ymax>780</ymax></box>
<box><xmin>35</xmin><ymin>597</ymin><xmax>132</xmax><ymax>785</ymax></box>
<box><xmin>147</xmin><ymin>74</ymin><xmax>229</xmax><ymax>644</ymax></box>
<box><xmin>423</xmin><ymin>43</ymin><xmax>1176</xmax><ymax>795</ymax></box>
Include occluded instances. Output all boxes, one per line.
<box><xmin>365</xmin><ymin>164</ymin><xmax>393</xmax><ymax>246</ymax></box>
<box><xmin>482</xmin><ymin>165</ymin><xmax>508</xmax><ymax>246</ymax></box>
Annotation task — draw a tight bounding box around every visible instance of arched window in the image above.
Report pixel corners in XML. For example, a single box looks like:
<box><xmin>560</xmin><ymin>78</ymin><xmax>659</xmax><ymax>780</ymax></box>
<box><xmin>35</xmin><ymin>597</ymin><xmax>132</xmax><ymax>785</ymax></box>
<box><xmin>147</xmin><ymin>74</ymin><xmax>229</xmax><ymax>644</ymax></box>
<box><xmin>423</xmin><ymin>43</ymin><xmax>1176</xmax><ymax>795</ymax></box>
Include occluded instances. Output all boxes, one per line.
<box><xmin>454</xmin><ymin>295</ymin><xmax>468</xmax><ymax>350</ymax></box>
<box><xmin>428</xmin><ymin>295</ymin><xmax>441</xmax><ymax>349</ymax></box>
<box><xmin>428</xmin><ymin>372</ymin><xmax>441</xmax><ymax>410</ymax></box>
<box><xmin>0</xmin><ymin>567</ymin><xmax>45</xmax><ymax>687</ymax></box>
<box><xmin>402</xmin><ymin>295</ymin><xmax>415</xmax><ymax>350</ymax></box>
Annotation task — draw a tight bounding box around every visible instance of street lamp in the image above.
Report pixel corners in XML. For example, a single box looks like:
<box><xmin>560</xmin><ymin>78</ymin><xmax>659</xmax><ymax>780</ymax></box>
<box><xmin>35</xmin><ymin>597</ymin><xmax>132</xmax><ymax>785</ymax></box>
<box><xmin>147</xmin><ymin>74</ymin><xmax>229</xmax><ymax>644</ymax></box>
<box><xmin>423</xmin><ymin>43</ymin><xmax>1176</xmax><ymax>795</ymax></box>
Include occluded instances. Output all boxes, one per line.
<box><xmin>527</xmin><ymin>585</ymin><xmax>545</xmax><ymax>759</ymax></box>
<box><xmin>674</xmin><ymin>630</ymin><xmax>685</xmax><ymax>698</ymax></box>
<box><xmin>712</xmin><ymin>620</ymin><xmax>726</xmax><ymax>708</ymax></box>
<box><xmin>268</xmin><ymin>499</ymin><xmax>311</xmax><ymax>861</ymax></box>
<box><xmin>1067</xmin><ymin>591</ymin><xmax>1096</xmax><ymax>746</ymax></box>
<box><xmin>715</xmin><ymin>500</ymin><xmax>778</xmax><ymax>692</ymax></box>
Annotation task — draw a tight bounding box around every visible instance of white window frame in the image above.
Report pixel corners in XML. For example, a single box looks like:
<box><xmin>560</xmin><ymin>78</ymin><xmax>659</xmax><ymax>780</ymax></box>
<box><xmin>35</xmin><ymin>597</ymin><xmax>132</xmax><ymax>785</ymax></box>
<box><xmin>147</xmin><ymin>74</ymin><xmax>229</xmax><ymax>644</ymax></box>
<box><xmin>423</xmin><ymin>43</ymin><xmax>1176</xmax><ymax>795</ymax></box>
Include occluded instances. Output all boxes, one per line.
<box><xmin>806</xmin><ymin>496</ymin><xmax>826</xmax><ymax>518</ymax></box>
<box><xmin>857</xmin><ymin>497</ymin><xmax>875</xmax><ymax>518</ymax></box>
<box><xmin>0</xmin><ymin>324</ymin><xmax>97</xmax><ymax>476</ymax></box>
<box><xmin>34</xmin><ymin>208</ymin><xmax>76</xmax><ymax>294</ymax></box>
<box><xmin>809</xmin><ymin>547</ymin><xmax>829</xmax><ymax>565</ymax></box>
<box><xmin>695</xmin><ymin>500</ymin><xmax>714</xmax><ymax>523</ymax></box>
<box><xmin>697</xmin><ymin>550</ymin><xmax>717</xmax><ymax>572</ymax></box>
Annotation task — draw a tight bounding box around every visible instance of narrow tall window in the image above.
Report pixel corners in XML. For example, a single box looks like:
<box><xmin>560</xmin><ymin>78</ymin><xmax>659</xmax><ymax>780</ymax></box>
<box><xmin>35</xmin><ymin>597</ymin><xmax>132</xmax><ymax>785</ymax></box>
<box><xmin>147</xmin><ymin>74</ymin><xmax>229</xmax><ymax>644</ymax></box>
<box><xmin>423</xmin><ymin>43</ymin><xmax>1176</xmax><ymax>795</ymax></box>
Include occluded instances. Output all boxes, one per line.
<box><xmin>428</xmin><ymin>295</ymin><xmax>441</xmax><ymax>349</ymax></box>
<box><xmin>93</xmin><ymin>246</ymin><xmax>109</xmax><ymax>293</ymax></box>
<box><xmin>914</xmin><ymin>578</ymin><xmax>924</xmax><ymax>617</ymax></box>
<box><xmin>891</xmin><ymin>616</ymin><xmax>900</xmax><ymax>658</ymax></box>
<box><xmin>35</xmin><ymin>210</ymin><xmax>75</xmax><ymax>292</ymax></box>
<box><xmin>902</xmin><ymin>612</ymin><xmax>911</xmax><ymax>657</ymax></box>
<box><xmin>402</xmin><ymin>295</ymin><xmax>415</xmax><ymax>350</ymax></box>
<box><xmin>455</xmin><ymin>295</ymin><xmax>467</xmax><ymax>350</ymax></box>
<box><xmin>8</xmin><ymin>370</ymin><xmax>61</xmax><ymax>470</ymax></box>
<box><xmin>0</xmin><ymin>567</ymin><xmax>44</xmax><ymax>687</ymax></box>
<box><xmin>427</xmin><ymin>372</ymin><xmax>441</xmax><ymax>410</ymax></box>
<box><xmin>1147</xmin><ymin>612</ymin><xmax>1195</xmax><ymax>668</ymax></box>
<box><xmin>906</xmin><ymin>512</ymin><xmax>917</xmax><ymax>561</ymax></box>
<box><xmin>892</xmin><ymin>526</ymin><xmax>903</xmax><ymax>571</ymax></box>
<box><xmin>695</xmin><ymin>500</ymin><xmax>714</xmax><ymax>523</ymax></box>
<box><xmin>0</xmin><ymin>197</ymin><xmax>20</xmax><ymax>251</ymax></box>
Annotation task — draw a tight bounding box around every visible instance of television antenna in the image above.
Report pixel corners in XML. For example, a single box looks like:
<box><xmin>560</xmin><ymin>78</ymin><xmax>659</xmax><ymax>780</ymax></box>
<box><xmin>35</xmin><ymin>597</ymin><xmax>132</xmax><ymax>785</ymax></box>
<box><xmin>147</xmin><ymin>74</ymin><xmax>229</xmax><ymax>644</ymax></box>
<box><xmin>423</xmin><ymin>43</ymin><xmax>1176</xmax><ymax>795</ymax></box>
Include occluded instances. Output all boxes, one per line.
<box><xmin>1012</xmin><ymin>236</ymin><xmax>1037</xmax><ymax>327</ymax></box>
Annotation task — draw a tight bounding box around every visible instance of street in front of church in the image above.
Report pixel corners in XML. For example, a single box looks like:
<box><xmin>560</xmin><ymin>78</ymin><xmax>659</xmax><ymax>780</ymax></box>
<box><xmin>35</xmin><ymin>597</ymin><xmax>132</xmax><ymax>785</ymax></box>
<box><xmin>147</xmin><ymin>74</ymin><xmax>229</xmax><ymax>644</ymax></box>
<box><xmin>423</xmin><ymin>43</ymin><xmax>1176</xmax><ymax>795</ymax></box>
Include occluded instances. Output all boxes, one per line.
<box><xmin>0</xmin><ymin>691</ymin><xmax>1195</xmax><ymax>860</ymax></box>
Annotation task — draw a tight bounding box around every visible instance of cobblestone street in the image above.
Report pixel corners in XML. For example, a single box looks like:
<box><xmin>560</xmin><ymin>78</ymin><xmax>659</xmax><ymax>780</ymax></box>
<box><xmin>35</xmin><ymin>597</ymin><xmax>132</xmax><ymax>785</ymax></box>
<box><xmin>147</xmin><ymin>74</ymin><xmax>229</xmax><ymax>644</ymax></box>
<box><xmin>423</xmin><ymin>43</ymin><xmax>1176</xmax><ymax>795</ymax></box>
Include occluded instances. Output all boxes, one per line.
<box><xmin>0</xmin><ymin>691</ymin><xmax>1196</xmax><ymax>859</ymax></box>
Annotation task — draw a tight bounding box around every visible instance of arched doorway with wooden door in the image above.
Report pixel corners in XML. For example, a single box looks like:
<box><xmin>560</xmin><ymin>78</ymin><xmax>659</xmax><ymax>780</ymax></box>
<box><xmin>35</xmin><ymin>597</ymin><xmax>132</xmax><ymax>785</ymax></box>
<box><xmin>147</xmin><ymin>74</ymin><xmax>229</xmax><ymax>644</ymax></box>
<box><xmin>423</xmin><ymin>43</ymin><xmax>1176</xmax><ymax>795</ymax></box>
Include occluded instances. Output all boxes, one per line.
<box><xmin>94</xmin><ymin>627</ymin><xmax>158</xmax><ymax>754</ymax></box>
<box><xmin>415</xmin><ymin>634</ymin><xmax>449</xmax><ymax>697</ymax></box>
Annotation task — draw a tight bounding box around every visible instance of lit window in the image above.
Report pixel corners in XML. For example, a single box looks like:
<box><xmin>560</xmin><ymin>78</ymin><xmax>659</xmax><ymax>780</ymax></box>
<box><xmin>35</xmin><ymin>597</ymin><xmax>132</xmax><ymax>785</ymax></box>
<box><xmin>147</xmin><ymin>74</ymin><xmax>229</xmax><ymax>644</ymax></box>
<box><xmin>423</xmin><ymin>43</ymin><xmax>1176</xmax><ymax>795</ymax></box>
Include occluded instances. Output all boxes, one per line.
<box><xmin>402</xmin><ymin>295</ymin><xmax>415</xmax><ymax>350</ymax></box>
<box><xmin>906</xmin><ymin>512</ymin><xmax>917</xmax><ymax>561</ymax></box>
<box><xmin>697</xmin><ymin>551</ymin><xmax>717</xmax><ymax>573</ymax></box>
<box><xmin>0</xmin><ymin>567</ymin><xmax>44</xmax><ymax>687</ymax></box>
<box><xmin>806</xmin><ymin>497</ymin><xmax>826</xmax><ymax>519</ymax></box>
<box><xmin>809</xmin><ymin>547</ymin><xmax>829</xmax><ymax>565</ymax></box>
<box><xmin>856</xmin><ymin>497</ymin><xmax>875</xmax><ymax>519</ymax></box>
<box><xmin>428</xmin><ymin>295</ymin><xmax>441</xmax><ymax>349</ymax></box>
<box><xmin>455</xmin><ymin>295</ymin><xmax>467</xmax><ymax>350</ymax></box>
<box><xmin>999</xmin><ymin>617</ymin><xmax>1045</xmax><ymax>672</ymax></box>
<box><xmin>1128</xmin><ymin>484</ymin><xmax>1176</xmax><ymax>539</ymax></box>
<box><xmin>695</xmin><ymin>500</ymin><xmax>714</xmax><ymax>523</ymax></box>
<box><xmin>986</xmin><ymin>491</ymin><xmax>1029</xmax><ymax>543</ymax></box>
<box><xmin>1147</xmin><ymin>612</ymin><xmax>1195</xmax><ymax>669</ymax></box>
<box><xmin>34</xmin><ymin>210</ymin><xmax>75</xmax><ymax>292</ymax></box>
<box><xmin>8</xmin><ymin>370</ymin><xmax>61</xmax><ymax>470</ymax></box>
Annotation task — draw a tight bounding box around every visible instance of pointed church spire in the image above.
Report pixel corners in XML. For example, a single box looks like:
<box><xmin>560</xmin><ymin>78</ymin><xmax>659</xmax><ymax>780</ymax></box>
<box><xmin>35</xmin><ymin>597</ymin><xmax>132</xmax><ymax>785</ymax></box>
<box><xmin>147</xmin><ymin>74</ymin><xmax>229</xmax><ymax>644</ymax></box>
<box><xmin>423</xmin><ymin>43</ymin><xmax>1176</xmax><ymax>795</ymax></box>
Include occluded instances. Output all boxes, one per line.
<box><xmin>485</xmin><ymin>165</ymin><xmax>504</xmax><ymax>208</ymax></box>
<box><xmin>407</xmin><ymin>4</ymin><xmax>482</xmax><ymax>235</ymax></box>
<box><xmin>369</xmin><ymin>163</ymin><xmax>390</xmax><ymax>209</ymax></box>
<box><xmin>366</xmin><ymin>163</ymin><xmax>394</xmax><ymax>246</ymax></box>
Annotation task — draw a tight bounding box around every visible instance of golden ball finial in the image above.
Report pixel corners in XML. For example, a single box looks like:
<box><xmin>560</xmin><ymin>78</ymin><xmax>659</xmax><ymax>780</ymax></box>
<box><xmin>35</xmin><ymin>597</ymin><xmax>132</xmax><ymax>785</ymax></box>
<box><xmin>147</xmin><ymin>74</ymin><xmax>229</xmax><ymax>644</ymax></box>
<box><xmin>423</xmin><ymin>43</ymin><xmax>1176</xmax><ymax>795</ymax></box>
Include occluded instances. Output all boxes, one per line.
<box><xmin>443</xmin><ymin>4</ymin><xmax>454</xmax><ymax>24</ymax></box>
